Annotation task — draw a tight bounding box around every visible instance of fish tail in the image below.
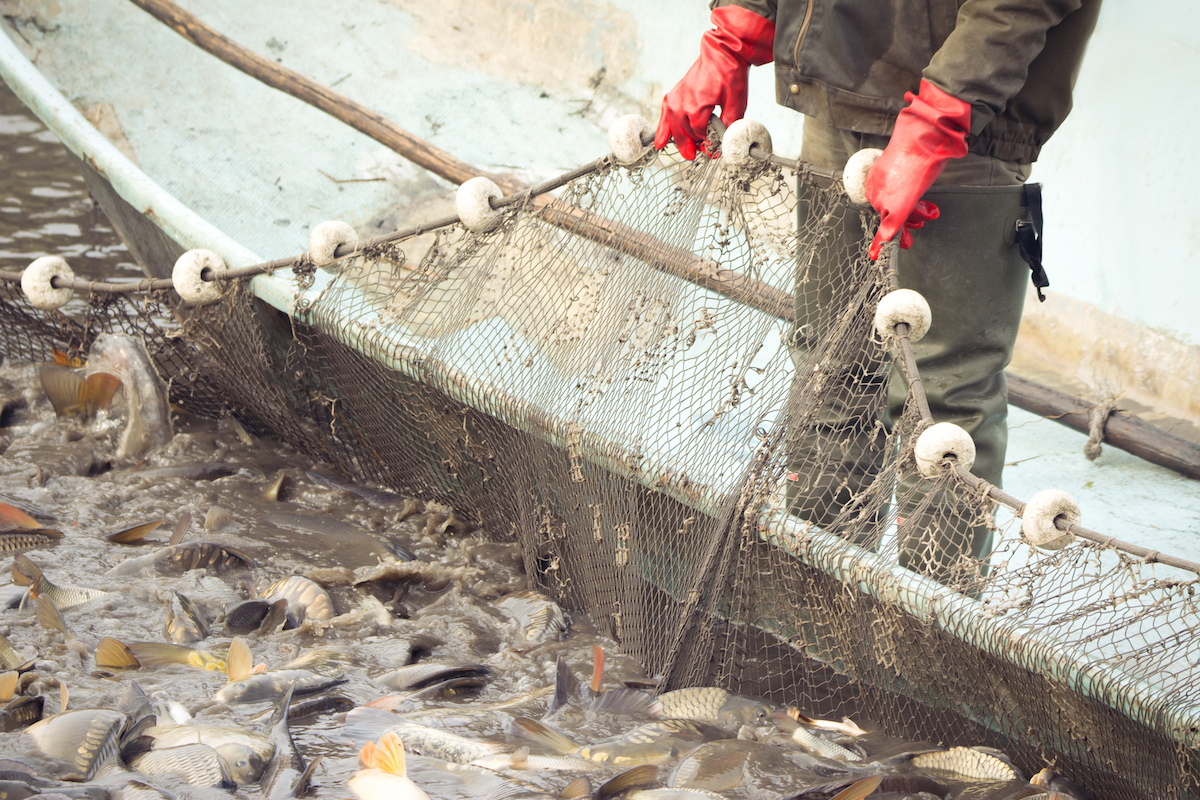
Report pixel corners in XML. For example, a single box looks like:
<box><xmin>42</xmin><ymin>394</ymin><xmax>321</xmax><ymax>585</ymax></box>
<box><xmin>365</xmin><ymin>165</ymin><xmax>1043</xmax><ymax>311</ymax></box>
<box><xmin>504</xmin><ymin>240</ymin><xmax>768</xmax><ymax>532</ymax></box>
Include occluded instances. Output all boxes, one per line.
<box><xmin>510</xmin><ymin>716</ymin><xmax>578</xmax><ymax>754</ymax></box>
<box><xmin>96</xmin><ymin>637</ymin><xmax>141</xmax><ymax>670</ymax></box>
<box><xmin>372</xmin><ymin>732</ymin><xmax>407</xmax><ymax>777</ymax></box>
<box><xmin>595</xmin><ymin>765</ymin><xmax>657</xmax><ymax>800</ymax></box>
<box><xmin>829</xmin><ymin>775</ymin><xmax>883</xmax><ymax>800</ymax></box>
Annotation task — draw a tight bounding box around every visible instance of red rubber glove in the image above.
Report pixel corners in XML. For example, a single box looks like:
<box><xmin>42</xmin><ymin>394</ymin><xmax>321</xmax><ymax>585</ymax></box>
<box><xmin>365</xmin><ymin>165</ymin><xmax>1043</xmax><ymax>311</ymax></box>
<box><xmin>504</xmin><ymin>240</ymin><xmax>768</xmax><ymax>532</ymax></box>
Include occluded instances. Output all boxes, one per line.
<box><xmin>866</xmin><ymin>79</ymin><xmax>971</xmax><ymax>260</ymax></box>
<box><xmin>654</xmin><ymin>6</ymin><xmax>775</xmax><ymax>161</ymax></box>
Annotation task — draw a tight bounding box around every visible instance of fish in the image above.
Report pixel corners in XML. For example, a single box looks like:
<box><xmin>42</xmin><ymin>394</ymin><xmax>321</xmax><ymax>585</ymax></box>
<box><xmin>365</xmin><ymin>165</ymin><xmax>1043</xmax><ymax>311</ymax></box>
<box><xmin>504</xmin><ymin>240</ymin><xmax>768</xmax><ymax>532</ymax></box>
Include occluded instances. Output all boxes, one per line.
<box><xmin>0</xmin><ymin>696</ymin><xmax>46</xmax><ymax>732</ymax></box>
<box><xmin>512</xmin><ymin>717</ymin><xmax>735</xmax><ymax>767</ymax></box>
<box><xmin>134</xmin><ymin>712</ymin><xmax>276</xmax><ymax>785</ymax></box>
<box><xmin>349</xmin><ymin>731</ymin><xmax>431</xmax><ymax>800</ymax></box>
<box><xmin>84</xmin><ymin>333</ymin><xmax>171</xmax><ymax>458</ymax></box>
<box><xmin>0</xmin><ymin>528</ymin><xmax>63</xmax><ymax>555</ymax></box>
<box><xmin>38</xmin><ymin>365</ymin><xmax>120</xmax><ymax>419</ymax></box>
<box><xmin>374</xmin><ymin>662</ymin><xmax>491</xmax><ymax>693</ymax></box>
<box><xmin>224</xmin><ymin>598</ymin><xmax>295</xmax><ymax>636</ymax></box>
<box><xmin>108</xmin><ymin>541</ymin><xmax>256</xmax><ymax>576</ymax></box>
<box><xmin>305</xmin><ymin>470</ymin><xmax>404</xmax><ymax>508</ymax></box>
<box><xmin>262</xmin><ymin>575</ymin><xmax>336</xmax><ymax>622</ymax></box>
<box><xmin>496</xmin><ymin>590</ymin><xmax>568</xmax><ymax>647</ymax></box>
<box><xmin>787</xmin><ymin>709</ymin><xmax>870</xmax><ymax>738</ymax></box>
<box><xmin>164</xmin><ymin>591</ymin><xmax>209</xmax><ymax>644</ymax></box>
<box><xmin>122</xmin><ymin>463</ymin><xmax>239</xmax><ymax>481</ymax></box>
<box><xmin>106</xmin><ymin>519</ymin><xmax>166</xmax><ymax>544</ymax></box>
<box><xmin>26</xmin><ymin>708</ymin><xmax>126</xmax><ymax>780</ymax></box>
<box><xmin>771</xmin><ymin>711</ymin><xmax>865</xmax><ymax>763</ymax></box>
<box><xmin>543</xmin><ymin>650</ymin><xmax>661</xmax><ymax>726</ymax></box>
<box><xmin>656</xmin><ymin>686</ymin><xmax>779</xmax><ymax>729</ymax></box>
<box><xmin>260</xmin><ymin>682</ymin><xmax>320</xmax><ymax>799</ymax></box>
<box><xmin>265</xmin><ymin>513</ymin><xmax>415</xmax><ymax>564</ymax></box>
<box><xmin>127</xmin><ymin>743</ymin><xmax>235</xmax><ymax>789</ymax></box>
<box><xmin>1030</xmin><ymin>767</ymin><xmax>1089</xmax><ymax>799</ymax></box>
<box><xmin>213</xmin><ymin>638</ymin><xmax>346</xmax><ymax>704</ymax></box>
<box><xmin>343</xmin><ymin>707</ymin><xmax>509</xmax><ymax>763</ymax></box>
<box><xmin>13</xmin><ymin>553</ymin><xmax>110</xmax><ymax>609</ymax></box>
<box><xmin>0</xmin><ymin>633</ymin><xmax>34</xmax><ymax>673</ymax></box>
<box><xmin>94</xmin><ymin>637</ymin><xmax>227</xmax><ymax>672</ymax></box>
<box><xmin>908</xmin><ymin>746</ymin><xmax>1019</xmax><ymax>782</ymax></box>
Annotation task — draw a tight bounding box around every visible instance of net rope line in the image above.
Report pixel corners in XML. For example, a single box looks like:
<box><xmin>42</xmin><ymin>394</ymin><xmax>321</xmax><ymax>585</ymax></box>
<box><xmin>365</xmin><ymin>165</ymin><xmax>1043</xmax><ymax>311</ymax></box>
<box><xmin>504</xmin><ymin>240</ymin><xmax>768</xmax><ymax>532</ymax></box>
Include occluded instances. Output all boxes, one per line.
<box><xmin>4</xmin><ymin>127</ymin><xmax>1197</xmax><ymax>577</ymax></box>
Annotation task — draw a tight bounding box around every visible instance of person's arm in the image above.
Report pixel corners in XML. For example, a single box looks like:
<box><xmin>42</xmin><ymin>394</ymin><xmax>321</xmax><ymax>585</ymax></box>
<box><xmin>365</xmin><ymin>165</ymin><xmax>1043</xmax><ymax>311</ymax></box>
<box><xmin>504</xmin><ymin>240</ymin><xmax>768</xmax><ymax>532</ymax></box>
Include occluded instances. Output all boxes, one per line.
<box><xmin>866</xmin><ymin>0</ymin><xmax>1085</xmax><ymax>259</ymax></box>
<box><xmin>654</xmin><ymin>3</ymin><xmax>776</xmax><ymax>161</ymax></box>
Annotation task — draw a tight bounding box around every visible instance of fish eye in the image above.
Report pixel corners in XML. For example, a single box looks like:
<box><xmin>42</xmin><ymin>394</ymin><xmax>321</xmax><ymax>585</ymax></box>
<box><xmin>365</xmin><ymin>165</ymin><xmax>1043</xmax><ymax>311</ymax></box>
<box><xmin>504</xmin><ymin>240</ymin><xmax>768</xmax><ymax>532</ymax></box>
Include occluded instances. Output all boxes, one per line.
<box><xmin>755</xmin><ymin>706</ymin><xmax>769</xmax><ymax>722</ymax></box>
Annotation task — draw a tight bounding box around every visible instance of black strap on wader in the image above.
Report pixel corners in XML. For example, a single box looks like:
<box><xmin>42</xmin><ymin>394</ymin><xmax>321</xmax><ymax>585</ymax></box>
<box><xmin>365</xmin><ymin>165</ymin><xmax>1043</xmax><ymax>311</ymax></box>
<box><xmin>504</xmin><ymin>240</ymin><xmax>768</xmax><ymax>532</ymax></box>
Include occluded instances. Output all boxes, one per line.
<box><xmin>1016</xmin><ymin>182</ymin><xmax>1049</xmax><ymax>302</ymax></box>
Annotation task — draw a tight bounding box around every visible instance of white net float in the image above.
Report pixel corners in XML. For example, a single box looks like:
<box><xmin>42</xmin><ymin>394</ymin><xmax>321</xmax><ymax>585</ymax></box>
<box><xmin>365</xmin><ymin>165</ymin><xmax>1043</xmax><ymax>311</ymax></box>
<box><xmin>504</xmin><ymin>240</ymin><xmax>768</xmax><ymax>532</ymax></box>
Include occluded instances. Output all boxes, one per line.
<box><xmin>914</xmin><ymin>422</ymin><xmax>976</xmax><ymax>477</ymax></box>
<box><xmin>308</xmin><ymin>221</ymin><xmax>358</xmax><ymax>268</ymax></box>
<box><xmin>456</xmin><ymin>177</ymin><xmax>505</xmax><ymax>233</ymax></box>
<box><xmin>874</xmin><ymin>288</ymin><xmax>932</xmax><ymax>342</ymax></box>
<box><xmin>843</xmin><ymin>148</ymin><xmax>883</xmax><ymax>206</ymax></box>
<box><xmin>172</xmin><ymin>249</ymin><xmax>229</xmax><ymax>306</ymax></box>
<box><xmin>21</xmin><ymin>256</ymin><xmax>74</xmax><ymax>310</ymax></box>
<box><xmin>1021</xmin><ymin>489</ymin><xmax>1080</xmax><ymax>550</ymax></box>
<box><xmin>721</xmin><ymin>119</ymin><xmax>772</xmax><ymax>168</ymax></box>
<box><xmin>608</xmin><ymin>114</ymin><xmax>653</xmax><ymax>166</ymax></box>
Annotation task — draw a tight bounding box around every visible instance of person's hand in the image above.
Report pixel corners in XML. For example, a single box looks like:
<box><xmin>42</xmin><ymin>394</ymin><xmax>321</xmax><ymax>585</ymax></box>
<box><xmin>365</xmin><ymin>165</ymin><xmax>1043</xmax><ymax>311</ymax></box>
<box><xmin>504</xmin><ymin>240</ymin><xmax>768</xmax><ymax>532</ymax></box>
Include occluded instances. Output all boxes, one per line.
<box><xmin>866</xmin><ymin>79</ymin><xmax>971</xmax><ymax>260</ymax></box>
<box><xmin>654</xmin><ymin>6</ymin><xmax>775</xmax><ymax>161</ymax></box>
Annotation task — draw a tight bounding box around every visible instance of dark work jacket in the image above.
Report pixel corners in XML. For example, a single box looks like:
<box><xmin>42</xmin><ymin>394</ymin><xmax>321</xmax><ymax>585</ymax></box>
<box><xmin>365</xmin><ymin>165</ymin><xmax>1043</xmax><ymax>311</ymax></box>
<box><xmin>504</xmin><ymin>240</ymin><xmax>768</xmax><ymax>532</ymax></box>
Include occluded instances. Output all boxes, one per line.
<box><xmin>711</xmin><ymin>0</ymin><xmax>1101</xmax><ymax>162</ymax></box>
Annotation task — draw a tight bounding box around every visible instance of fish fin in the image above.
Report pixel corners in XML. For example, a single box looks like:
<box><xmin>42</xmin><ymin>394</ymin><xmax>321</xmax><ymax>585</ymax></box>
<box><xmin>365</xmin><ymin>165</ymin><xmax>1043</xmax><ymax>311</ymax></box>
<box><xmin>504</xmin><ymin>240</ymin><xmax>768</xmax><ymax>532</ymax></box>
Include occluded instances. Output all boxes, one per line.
<box><xmin>0</xmin><ymin>670</ymin><xmax>16</xmax><ymax>701</ymax></box>
<box><xmin>290</xmin><ymin>754</ymin><xmax>322</xmax><ymax>797</ymax></box>
<box><xmin>119</xmin><ymin>734</ymin><xmax>155</xmax><ymax>764</ymax></box>
<box><xmin>96</xmin><ymin>637</ymin><xmax>141</xmax><ymax>670</ymax></box>
<box><xmin>547</xmin><ymin>656</ymin><xmax>579</xmax><ymax>717</ymax></box>
<box><xmin>590</xmin><ymin>645</ymin><xmax>604</xmax><ymax>695</ymax></box>
<box><xmin>0</xmin><ymin>502</ymin><xmax>39</xmax><ymax>530</ymax></box>
<box><xmin>828</xmin><ymin>776</ymin><xmax>883</xmax><ymax>800</ymax></box>
<box><xmin>81</xmin><ymin>372</ymin><xmax>121</xmax><ymax>417</ymax></box>
<box><xmin>52</xmin><ymin>348</ymin><xmax>82</xmax><ymax>368</ymax></box>
<box><xmin>509</xmin><ymin>717</ymin><xmax>578</xmax><ymax>754</ymax></box>
<box><xmin>106</xmin><ymin>519</ymin><xmax>166</xmax><ymax>544</ymax></box>
<box><xmin>60</xmin><ymin>682</ymin><xmax>69</xmax><ymax>714</ymax></box>
<box><xmin>559</xmin><ymin>776</ymin><xmax>592</xmax><ymax>800</ymax></box>
<box><xmin>36</xmin><ymin>594</ymin><xmax>70</xmax><ymax>639</ymax></box>
<box><xmin>342</xmin><ymin>706</ymin><xmax>402</xmax><ymax>745</ymax></box>
<box><xmin>507</xmin><ymin>746</ymin><xmax>530</xmax><ymax>770</ymax></box>
<box><xmin>12</xmin><ymin>553</ymin><xmax>42</xmax><ymax>586</ymax></box>
<box><xmin>839</xmin><ymin>717</ymin><xmax>869</xmax><ymax>737</ymax></box>
<box><xmin>227</xmin><ymin>637</ymin><xmax>252</xmax><ymax>682</ymax></box>
<box><xmin>265</xmin><ymin>679</ymin><xmax>297</xmax><ymax>734</ymax></box>
<box><xmin>170</xmin><ymin>513</ymin><xmax>191</xmax><ymax>546</ymax></box>
<box><xmin>595</xmin><ymin>765</ymin><xmax>657</xmax><ymax>800</ymax></box>
<box><xmin>258</xmin><ymin>599</ymin><xmax>289</xmax><ymax>635</ymax></box>
<box><xmin>587</xmin><ymin>687</ymin><xmax>661</xmax><ymax>717</ymax></box>
<box><xmin>252</xmin><ymin>662</ymin><xmax>270</xmax><ymax>674</ymax></box>
<box><xmin>358</xmin><ymin>740</ymin><xmax>376</xmax><ymax>769</ymax></box>
<box><xmin>371</xmin><ymin>731</ymin><xmax>408</xmax><ymax>777</ymax></box>
<box><xmin>39</xmin><ymin>365</ymin><xmax>85</xmax><ymax>417</ymax></box>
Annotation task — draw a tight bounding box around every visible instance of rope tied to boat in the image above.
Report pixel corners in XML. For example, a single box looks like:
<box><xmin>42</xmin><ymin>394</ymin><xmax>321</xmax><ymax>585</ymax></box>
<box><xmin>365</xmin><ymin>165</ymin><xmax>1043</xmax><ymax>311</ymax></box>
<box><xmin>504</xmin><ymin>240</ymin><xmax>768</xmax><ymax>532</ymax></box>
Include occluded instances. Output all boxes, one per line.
<box><xmin>1084</xmin><ymin>396</ymin><xmax>1118</xmax><ymax>461</ymax></box>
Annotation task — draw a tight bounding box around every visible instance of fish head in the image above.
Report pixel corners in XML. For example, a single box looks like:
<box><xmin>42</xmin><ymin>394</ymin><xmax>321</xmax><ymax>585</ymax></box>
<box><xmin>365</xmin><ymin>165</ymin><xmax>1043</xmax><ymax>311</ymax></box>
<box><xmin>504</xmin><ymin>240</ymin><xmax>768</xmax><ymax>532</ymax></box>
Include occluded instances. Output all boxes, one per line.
<box><xmin>214</xmin><ymin>742</ymin><xmax>268</xmax><ymax>784</ymax></box>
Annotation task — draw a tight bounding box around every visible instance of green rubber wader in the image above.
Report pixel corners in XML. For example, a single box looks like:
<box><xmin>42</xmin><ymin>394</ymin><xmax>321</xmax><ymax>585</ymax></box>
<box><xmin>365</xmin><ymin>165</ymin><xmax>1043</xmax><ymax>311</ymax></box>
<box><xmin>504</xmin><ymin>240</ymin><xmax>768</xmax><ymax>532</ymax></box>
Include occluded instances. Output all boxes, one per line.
<box><xmin>892</xmin><ymin>184</ymin><xmax>1031</xmax><ymax>583</ymax></box>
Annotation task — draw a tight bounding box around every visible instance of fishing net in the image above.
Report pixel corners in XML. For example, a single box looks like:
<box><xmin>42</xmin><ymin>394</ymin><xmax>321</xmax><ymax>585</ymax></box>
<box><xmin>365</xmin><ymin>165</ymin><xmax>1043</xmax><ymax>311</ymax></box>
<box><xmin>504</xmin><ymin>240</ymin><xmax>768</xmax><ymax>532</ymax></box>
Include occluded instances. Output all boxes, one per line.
<box><xmin>2</xmin><ymin>135</ymin><xmax>1198</xmax><ymax>800</ymax></box>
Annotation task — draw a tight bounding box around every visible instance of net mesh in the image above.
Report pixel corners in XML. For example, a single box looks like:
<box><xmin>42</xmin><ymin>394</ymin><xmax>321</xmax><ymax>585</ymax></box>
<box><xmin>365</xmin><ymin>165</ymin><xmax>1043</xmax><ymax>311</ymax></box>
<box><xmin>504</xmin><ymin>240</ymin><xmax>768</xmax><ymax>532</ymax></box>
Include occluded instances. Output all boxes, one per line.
<box><xmin>2</xmin><ymin>147</ymin><xmax>1199</xmax><ymax>799</ymax></box>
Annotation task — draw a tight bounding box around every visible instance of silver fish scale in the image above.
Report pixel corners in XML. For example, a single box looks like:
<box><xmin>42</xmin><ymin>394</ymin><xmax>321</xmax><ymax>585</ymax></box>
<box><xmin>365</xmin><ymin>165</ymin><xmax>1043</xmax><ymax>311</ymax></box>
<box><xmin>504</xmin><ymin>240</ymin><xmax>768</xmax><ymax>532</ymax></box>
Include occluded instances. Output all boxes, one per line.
<box><xmin>130</xmin><ymin>742</ymin><xmax>232</xmax><ymax>788</ymax></box>
<box><xmin>385</xmin><ymin>722</ymin><xmax>507</xmax><ymax>763</ymax></box>
<box><xmin>910</xmin><ymin>746</ymin><xmax>1017</xmax><ymax>781</ymax></box>
<box><xmin>0</xmin><ymin>632</ymin><xmax>22</xmax><ymax>669</ymax></box>
<box><xmin>37</xmin><ymin>576</ymin><xmax>109</xmax><ymax>611</ymax></box>
<box><xmin>790</xmin><ymin>725</ymin><xmax>862</xmax><ymax>762</ymax></box>
<box><xmin>657</xmin><ymin>687</ymin><xmax>730</xmax><ymax>719</ymax></box>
